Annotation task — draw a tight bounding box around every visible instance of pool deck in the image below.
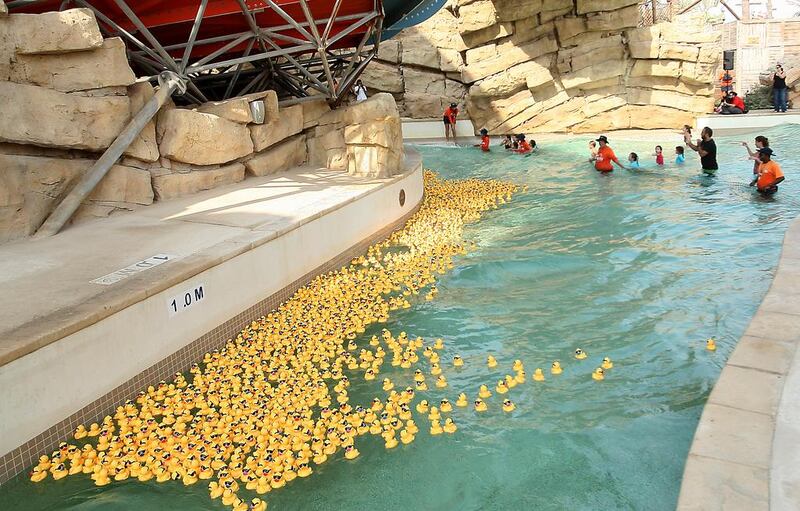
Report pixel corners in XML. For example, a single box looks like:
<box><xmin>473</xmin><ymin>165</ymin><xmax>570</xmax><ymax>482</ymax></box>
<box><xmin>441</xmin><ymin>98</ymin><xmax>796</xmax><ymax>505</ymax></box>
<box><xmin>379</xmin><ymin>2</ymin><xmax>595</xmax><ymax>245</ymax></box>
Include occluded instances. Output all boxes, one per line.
<box><xmin>677</xmin><ymin>217</ymin><xmax>800</xmax><ymax>510</ymax></box>
<box><xmin>695</xmin><ymin>109</ymin><xmax>800</xmax><ymax>136</ymax></box>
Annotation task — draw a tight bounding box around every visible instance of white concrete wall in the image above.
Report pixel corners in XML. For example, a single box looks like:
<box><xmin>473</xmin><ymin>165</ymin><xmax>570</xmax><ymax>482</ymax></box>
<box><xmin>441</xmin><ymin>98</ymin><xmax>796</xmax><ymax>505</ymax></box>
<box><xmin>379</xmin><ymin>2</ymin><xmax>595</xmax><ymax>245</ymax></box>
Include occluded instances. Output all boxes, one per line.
<box><xmin>0</xmin><ymin>164</ymin><xmax>423</xmax><ymax>458</ymax></box>
<box><xmin>402</xmin><ymin>118</ymin><xmax>476</xmax><ymax>140</ymax></box>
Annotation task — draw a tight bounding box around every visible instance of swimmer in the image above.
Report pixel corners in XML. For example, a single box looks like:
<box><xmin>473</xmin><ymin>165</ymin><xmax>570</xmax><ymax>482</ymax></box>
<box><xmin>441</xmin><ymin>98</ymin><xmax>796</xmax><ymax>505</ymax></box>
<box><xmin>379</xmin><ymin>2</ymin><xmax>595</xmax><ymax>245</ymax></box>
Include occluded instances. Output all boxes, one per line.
<box><xmin>675</xmin><ymin>146</ymin><xmax>685</xmax><ymax>164</ymax></box>
<box><xmin>628</xmin><ymin>152</ymin><xmax>640</xmax><ymax>168</ymax></box>
<box><xmin>501</xmin><ymin>135</ymin><xmax>514</xmax><ymax>150</ymax></box>
<box><xmin>593</xmin><ymin>135</ymin><xmax>626</xmax><ymax>172</ymax></box>
<box><xmin>513</xmin><ymin>134</ymin><xmax>532</xmax><ymax>154</ymax></box>
<box><xmin>750</xmin><ymin>147</ymin><xmax>784</xmax><ymax>195</ymax></box>
<box><xmin>653</xmin><ymin>145</ymin><xmax>664</xmax><ymax>166</ymax></box>
<box><xmin>741</xmin><ymin>136</ymin><xmax>769</xmax><ymax>175</ymax></box>
<box><xmin>474</xmin><ymin>128</ymin><xmax>490</xmax><ymax>152</ymax></box>
<box><xmin>588</xmin><ymin>140</ymin><xmax>598</xmax><ymax>162</ymax></box>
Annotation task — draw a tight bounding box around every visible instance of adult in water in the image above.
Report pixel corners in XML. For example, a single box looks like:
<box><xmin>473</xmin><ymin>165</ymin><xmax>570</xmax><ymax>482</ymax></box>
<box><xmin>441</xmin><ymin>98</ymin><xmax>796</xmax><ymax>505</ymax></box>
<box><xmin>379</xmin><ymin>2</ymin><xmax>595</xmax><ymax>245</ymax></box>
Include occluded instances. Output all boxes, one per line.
<box><xmin>592</xmin><ymin>135</ymin><xmax>625</xmax><ymax>172</ymax></box>
<box><xmin>685</xmin><ymin>127</ymin><xmax>718</xmax><ymax>175</ymax></box>
<box><xmin>442</xmin><ymin>102</ymin><xmax>458</xmax><ymax>142</ymax></box>
<box><xmin>750</xmin><ymin>147</ymin><xmax>785</xmax><ymax>195</ymax></box>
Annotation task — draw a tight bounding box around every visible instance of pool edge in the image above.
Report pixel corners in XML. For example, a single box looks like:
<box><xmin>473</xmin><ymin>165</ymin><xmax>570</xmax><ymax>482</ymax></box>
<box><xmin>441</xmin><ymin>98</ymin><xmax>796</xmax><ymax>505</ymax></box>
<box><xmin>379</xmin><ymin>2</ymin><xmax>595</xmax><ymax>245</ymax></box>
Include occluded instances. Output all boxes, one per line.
<box><xmin>676</xmin><ymin>217</ymin><xmax>800</xmax><ymax>510</ymax></box>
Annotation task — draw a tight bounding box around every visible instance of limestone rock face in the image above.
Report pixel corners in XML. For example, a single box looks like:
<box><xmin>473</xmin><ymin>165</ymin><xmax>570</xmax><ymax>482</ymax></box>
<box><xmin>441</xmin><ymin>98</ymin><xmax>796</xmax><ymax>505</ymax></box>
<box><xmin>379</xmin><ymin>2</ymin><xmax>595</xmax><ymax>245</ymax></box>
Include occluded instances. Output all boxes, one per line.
<box><xmin>197</xmin><ymin>97</ymin><xmax>254</xmax><ymax>124</ymax></box>
<box><xmin>0</xmin><ymin>81</ymin><xmax>130</xmax><ymax>151</ymax></box>
<box><xmin>245</xmin><ymin>135</ymin><xmax>307</xmax><ymax>177</ymax></box>
<box><xmin>2</xmin><ymin>9</ymin><xmax>103</xmax><ymax>54</ymax></box>
<box><xmin>250</xmin><ymin>104</ymin><xmax>304</xmax><ymax>152</ymax></box>
<box><xmin>374</xmin><ymin>2</ymin><xmax>719</xmax><ymax>132</ymax></box>
<box><xmin>152</xmin><ymin>163</ymin><xmax>245</xmax><ymax>201</ymax></box>
<box><xmin>8</xmin><ymin>37</ymin><xmax>135</xmax><ymax>92</ymax></box>
<box><xmin>158</xmin><ymin>109</ymin><xmax>254</xmax><ymax>165</ymax></box>
<box><xmin>0</xmin><ymin>153</ymin><xmax>153</xmax><ymax>243</ymax></box>
<box><xmin>124</xmin><ymin>81</ymin><xmax>159</xmax><ymax>162</ymax></box>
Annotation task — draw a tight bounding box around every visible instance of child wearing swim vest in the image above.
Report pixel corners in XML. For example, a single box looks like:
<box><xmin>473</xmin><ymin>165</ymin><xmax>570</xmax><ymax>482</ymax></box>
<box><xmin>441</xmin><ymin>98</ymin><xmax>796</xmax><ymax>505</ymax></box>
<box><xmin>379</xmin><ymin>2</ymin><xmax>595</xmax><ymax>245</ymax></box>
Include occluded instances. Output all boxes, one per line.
<box><xmin>513</xmin><ymin>134</ymin><xmax>532</xmax><ymax>154</ymax></box>
<box><xmin>675</xmin><ymin>146</ymin><xmax>685</xmax><ymax>164</ymax></box>
<box><xmin>654</xmin><ymin>145</ymin><xmax>664</xmax><ymax>165</ymax></box>
<box><xmin>474</xmin><ymin>128</ymin><xmax>490</xmax><ymax>152</ymax></box>
<box><xmin>628</xmin><ymin>152</ymin><xmax>640</xmax><ymax>168</ymax></box>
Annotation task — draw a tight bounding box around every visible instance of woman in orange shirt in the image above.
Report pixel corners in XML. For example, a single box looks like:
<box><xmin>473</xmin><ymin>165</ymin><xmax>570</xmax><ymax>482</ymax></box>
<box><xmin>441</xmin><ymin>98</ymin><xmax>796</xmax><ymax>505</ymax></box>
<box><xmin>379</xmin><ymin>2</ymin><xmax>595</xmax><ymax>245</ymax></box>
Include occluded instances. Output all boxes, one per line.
<box><xmin>592</xmin><ymin>136</ymin><xmax>626</xmax><ymax>172</ymax></box>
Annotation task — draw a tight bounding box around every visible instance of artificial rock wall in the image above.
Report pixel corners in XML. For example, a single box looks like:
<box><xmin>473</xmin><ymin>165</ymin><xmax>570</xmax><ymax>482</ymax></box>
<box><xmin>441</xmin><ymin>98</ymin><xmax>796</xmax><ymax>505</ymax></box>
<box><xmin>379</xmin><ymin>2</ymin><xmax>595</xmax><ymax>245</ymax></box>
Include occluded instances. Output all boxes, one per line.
<box><xmin>362</xmin><ymin>0</ymin><xmax>722</xmax><ymax>134</ymax></box>
<box><xmin>0</xmin><ymin>8</ymin><xmax>403</xmax><ymax>245</ymax></box>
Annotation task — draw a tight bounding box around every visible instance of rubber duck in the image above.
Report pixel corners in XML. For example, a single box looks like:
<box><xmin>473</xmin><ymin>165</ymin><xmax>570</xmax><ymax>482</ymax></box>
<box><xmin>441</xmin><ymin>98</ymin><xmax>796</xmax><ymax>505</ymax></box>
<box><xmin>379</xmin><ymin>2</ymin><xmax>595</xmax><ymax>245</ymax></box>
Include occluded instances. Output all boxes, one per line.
<box><xmin>74</xmin><ymin>425</ymin><xmax>88</xmax><ymax>440</ymax></box>
<box><xmin>513</xmin><ymin>359</ymin><xmax>524</xmax><ymax>372</ymax></box>
<box><xmin>453</xmin><ymin>355</ymin><xmax>464</xmax><ymax>367</ymax></box>
<box><xmin>430</xmin><ymin>363</ymin><xmax>442</xmax><ymax>376</ymax></box>
<box><xmin>255</xmin><ymin>477</ymin><xmax>271</xmax><ymax>494</ymax></box>
<box><xmin>496</xmin><ymin>380</ymin><xmax>509</xmax><ymax>394</ymax></box>
<box><xmin>87</xmin><ymin>423</ymin><xmax>101</xmax><ymax>437</ymax></box>
<box><xmin>138</xmin><ymin>467</ymin><xmax>154</xmax><ymax>482</ymax></box>
<box><xmin>514</xmin><ymin>371</ymin><xmax>526</xmax><ymax>384</ymax></box>
<box><xmin>30</xmin><ymin>467</ymin><xmax>47</xmax><ymax>482</ymax></box>
<box><xmin>440</xmin><ymin>399</ymin><xmax>453</xmax><ymax>413</ymax></box>
<box><xmin>478</xmin><ymin>385</ymin><xmax>492</xmax><ymax>399</ymax></box>
<box><xmin>364</xmin><ymin>369</ymin><xmax>376</xmax><ymax>381</ymax></box>
<box><xmin>533</xmin><ymin>368</ymin><xmax>545</xmax><ymax>381</ymax></box>
<box><xmin>474</xmin><ymin>399</ymin><xmax>488</xmax><ymax>412</ymax></box>
<box><xmin>505</xmin><ymin>374</ymin><xmax>518</xmax><ymax>389</ymax></box>
<box><xmin>416</xmin><ymin>400</ymin><xmax>429</xmax><ymax>414</ymax></box>
<box><xmin>435</xmin><ymin>375</ymin><xmax>448</xmax><ymax>388</ymax></box>
<box><xmin>183</xmin><ymin>469</ymin><xmax>199</xmax><ymax>485</ymax></box>
<box><xmin>443</xmin><ymin>418</ymin><xmax>457</xmax><ymax>434</ymax></box>
<box><xmin>456</xmin><ymin>393</ymin><xmax>468</xmax><ymax>407</ymax></box>
<box><xmin>502</xmin><ymin>399</ymin><xmax>516</xmax><ymax>412</ymax></box>
<box><xmin>429</xmin><ymin>420</ymin><xmax>443</xmax><ymax>435</ymax></box>
<box><xmin>344</xmin><ymin>445</ymin><xmax>360</xmax><ymax>460</ymax></box>
<box><xmin>209</xmin><ymin>481</ymin><xmax>224</xmax><ymax>499</ymax></box>
<box><xmin>250</xmin><ymin>498</ymin><xmax>267</xmax><ymax>511</ymax></box>
<box><xmin>400</xmin><ymin>429</ymin><xmax>415</xmax><ymax>444</ymax></box>
<box><xmin>574</xmin><ymin>348</ymin><xmax>587</xmax><ymax>360</ymax></box>
<box><xmin>406</xmin><ymin>419</ymin><xmax>419</xmax><ymax>435</ymax></box>
<box><xmin>434</xmin><ymin>338</ymin><xmax>444</xmax><ymax>350</ymax></box>
<box><xmin>415</xmin><ymin>380</ymin><xmax>428</xmax><ymax>391</ymax></box>
<box><xmin>383</xmin><ymin>378</ymin><xmax>394</xmax><ymax>391</ymax></box>
<box><xmin>592</xmin><ymin>367</ymin><xmax>605</xmax><ymax>381</ymax></box>
<box><xmin>706</xmin><ymin>338</ymin><xmax>717</xmax><ymax>351</ymax></box>
<box><xmin>297</xmin><ymin>463</ymin><xmax>312</xmax><ymax>477</ymax></box>
<box><xmin>428</xmin><ymin>406</ymin><xmax>441</xmax><ymax>421</ymax></box>
<box><xmin>602</xmin><ymin>357</ymin><xmax>613</xmax><ymax>369</ymax></box>
<box><xmin>384</xmin><ymin>433</ymin><xmax>398</xmax><ymax>449</ymax></box>
<box><xmin>222</xmin><ymin>489</ymin><xmax>238</xmax><ymax>506</ymax></box>
<box><xmin>551</xmin><ymin>361</ymin><xmax>563</xmax><ymax>375</ymax></box>
<box><xmin>51</xmin><ymin>463</ymin><xmax>68</xmax><ymax>480</ymax></box>
<box><xmin>487</xmin><ymin>355</ymin><xmax>498</xmax><ymax>368</ymax></box>
<box><xmin>413</xmin><ymin>369</ymin><xmax>425</xmax><ymax>382</ymax></box>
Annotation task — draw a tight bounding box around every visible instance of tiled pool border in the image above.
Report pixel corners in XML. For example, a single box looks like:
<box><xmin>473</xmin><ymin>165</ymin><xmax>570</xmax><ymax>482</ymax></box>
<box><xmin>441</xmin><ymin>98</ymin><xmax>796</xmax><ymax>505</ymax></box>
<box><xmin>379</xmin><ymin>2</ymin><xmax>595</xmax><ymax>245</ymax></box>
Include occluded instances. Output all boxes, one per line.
<box><xmin>0</xmin><ymin>202</ymin><xmax>421</xmax><ymax>486</ymax></box>
<box><xmin>677</xmin><ymin>217</ymin><xmax>800</xmax><ymax>510</ymax></box>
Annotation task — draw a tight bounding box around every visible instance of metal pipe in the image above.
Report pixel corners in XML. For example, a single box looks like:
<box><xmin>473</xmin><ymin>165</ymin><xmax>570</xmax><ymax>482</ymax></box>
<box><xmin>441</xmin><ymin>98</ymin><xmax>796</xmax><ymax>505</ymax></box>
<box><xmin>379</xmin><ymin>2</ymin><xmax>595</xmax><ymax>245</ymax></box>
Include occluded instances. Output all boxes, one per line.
<box><xmin>34</xmin><ymin>72</ymin><xmax>185</xmax><ymax>238</ymax></box>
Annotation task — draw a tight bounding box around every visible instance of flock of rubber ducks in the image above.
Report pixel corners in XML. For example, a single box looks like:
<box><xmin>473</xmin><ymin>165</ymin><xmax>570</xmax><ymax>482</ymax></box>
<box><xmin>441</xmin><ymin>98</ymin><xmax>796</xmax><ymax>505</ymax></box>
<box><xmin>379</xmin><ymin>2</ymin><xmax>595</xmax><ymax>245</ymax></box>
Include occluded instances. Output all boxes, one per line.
<box><xmin>27</xmin><ymin>170</ymin><xmax>709</xmax><ymax>509</ymax></box>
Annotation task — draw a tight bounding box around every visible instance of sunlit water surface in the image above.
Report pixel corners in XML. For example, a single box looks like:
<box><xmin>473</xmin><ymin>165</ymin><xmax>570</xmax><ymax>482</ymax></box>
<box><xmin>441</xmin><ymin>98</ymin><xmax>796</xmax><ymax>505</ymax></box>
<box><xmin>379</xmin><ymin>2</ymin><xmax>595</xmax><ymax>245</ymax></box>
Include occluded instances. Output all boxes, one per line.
<box><xmin>4</xmin><ymin>126</ymin><xmax>800</xmax><ymax>511</ymax></box>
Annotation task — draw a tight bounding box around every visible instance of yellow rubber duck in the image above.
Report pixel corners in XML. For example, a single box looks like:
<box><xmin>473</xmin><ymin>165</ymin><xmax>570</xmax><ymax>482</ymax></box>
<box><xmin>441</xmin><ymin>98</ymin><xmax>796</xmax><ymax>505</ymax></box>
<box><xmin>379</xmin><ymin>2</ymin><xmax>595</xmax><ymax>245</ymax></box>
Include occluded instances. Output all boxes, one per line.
<box><xmin>514</xmin><ymin>371</ymin><xmax>526</xmax><ymax>384</ymax></box>
<box><xmin>592</xmin><ymin>367</ymin><xmax>605</xmax><ymax>381</ymax></box>
<box><xmin>434</xmin><ymin>338</ymin><xmax>444</xmax><ymax>350</ymax></box>
<box><xmin>706</xmin><ymin>338</ymin><xmax>717</xmax><ymax>351</ymax></box>
<box><xmin>551</xmin><ymin>361</ymin><xmax>563</xmax><ymax>375</ymax></box>
<box><xmin>221</xmin><ymin>489</ymin><xmax>237</xmax><ymax>506</ymax></box>
<box><xmin>440</xmin><ymin>399</ymin><xmax>453</xmax><ymax>413</ymax></box>
<box><xmin>502</xmin><ymin>399</ymin><xmax>516</xmax><ymax>413</ymax></box>
<box><xmin>30</xmin><ymin>467</ymin><xmax>48</xmax><ymax>482</ymax></box>
<box><xmin>383</xmin><ymin>378</ymin><xmax>394</xmax><ymax>391</ymax></box>
<box><xmin>478</xmin><ymin>385</ymin><xmax>492</xmax><ymax>399</ymax></box>
<box><xmin>344</xmin><ymin>445</ymin><xmax>360</xmax><ymax>460</ymax></box>
<box><xmin>443</xmin><ymin>418</ymin><xmax>458</xmax><ymax>434</ymax></box>
<box><xmin>384</xmin><ymin>433</ymin><xmax>399</xmax><ymax>449</ymax></box>
<box><xmin>430</xmin><ymin>363</ymin><xmax>442</xmax><ymax>376</ymax></box>
<box><xmin>183</xmin><ymin>469</ymin><xmax>199</xmax><ymax>486</ymax></box>
<box><xmin>74</xmin><ymin>425</ymin><xmax>88</xmax><ymax>440</ymax></box>
<box><xmin>456</xmin><ymin>393</ymin><xmax>468</xmax><ymax>407</ymax></box>
<box><xmin>413</xmin><ymin>369</ymin><xmax>425</xmax><ymax>383</ymax></box>
<box><xmin>364</xmin><ymin>369</ymin><xmax>376</xmax><ymax>381</ymax></box>
<box><xmin>435</xmin><ymin>375</ymin><xmax>448</xmax><ymax>388</ymax></box>
<box><xmin>51</xmin><ymin>463</ymin><xmax>68</xmax><ymax>480</ymax></box>
<box><xmin>533</xmin><ymin>368</ymin><xmax>545</xmax><ymax>381</ymax></box>
<box><xmin>415</xmin><ymin>380</ymin><xmax>428</xmax><ymax>391</ymax></box>
<box><xmin>430</xmin><ymin>420</ymin><xmax>443</xmax><ymax>435</ymax></box>
<box><xmin>453</xmin><ymin>355</ymin><xmax>464</xmax><ymax>367</ymax></box>
<box><xmin>428</xmin><ymin>406</ymin><xmax>441</xmax><ymax>421</ymax></box>
<box><xmin>496</xmin><ymin>380</ymin><xmax>509</xmax><ymax>394</ymax></box>
<box><xmin>575</xmin><ymin>348</ymin><xmax>587</xmax><ymax>360</ymax></box>
<box><xmin>400</xmin><ymin>429</ymin><xmax>415</xmax><ymax>444</ymax></box>
<box><xmin>602</xmin><ymin>357</ymin><xmax>613</xmax><ymax>369</ymax></box>
<box><xmin>487</xmin><ymin>355</ymin><xmax>498</xmax><ymax>368</ymax></box>
<box><xmin>505</xmin><ymin>374</ymin><xmax>518</xmax><ymax>389</ymax></box>
<box><xmin>255</xmin><ymin>477</ymin><xmax>271</xmax><ymax>495</ymax></box>
<box><xmin>474</xmin><ymin>399</ymin><xmax>488</xmax><ymax>412</ymax></box>
<box><xmin>416</xmin><ymin>400</ymin><xmax>430</xmax><ymax>414</ymax></box>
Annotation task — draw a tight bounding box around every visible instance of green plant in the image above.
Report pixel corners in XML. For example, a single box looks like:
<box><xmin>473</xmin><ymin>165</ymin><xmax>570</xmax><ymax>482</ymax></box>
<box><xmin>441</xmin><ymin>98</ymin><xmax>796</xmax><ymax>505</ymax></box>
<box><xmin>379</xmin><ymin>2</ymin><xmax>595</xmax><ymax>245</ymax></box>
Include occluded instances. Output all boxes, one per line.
<box><xmin>744</xmin><ymin>84</ymin><xmax>773</xmax><ymax>110</ymax></box>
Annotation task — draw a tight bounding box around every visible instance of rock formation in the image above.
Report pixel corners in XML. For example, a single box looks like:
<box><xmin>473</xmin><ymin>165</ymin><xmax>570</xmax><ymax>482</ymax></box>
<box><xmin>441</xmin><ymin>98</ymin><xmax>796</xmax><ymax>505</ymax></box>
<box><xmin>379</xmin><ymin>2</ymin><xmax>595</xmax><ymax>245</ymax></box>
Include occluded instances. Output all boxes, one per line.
<box><xmin>363</xmin><ymin>0</ymin><xmax>721</xmax><ymax>133</ymax></box>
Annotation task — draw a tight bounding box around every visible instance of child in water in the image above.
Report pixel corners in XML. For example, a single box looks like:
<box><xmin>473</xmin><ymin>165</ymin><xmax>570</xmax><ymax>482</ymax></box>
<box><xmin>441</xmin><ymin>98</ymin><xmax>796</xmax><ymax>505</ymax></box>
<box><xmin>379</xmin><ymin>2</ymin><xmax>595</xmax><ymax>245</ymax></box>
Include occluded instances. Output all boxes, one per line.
<box><xmin>675</xmin><ymin>146</ymin><xmax>685</xmax><ymax>164</ymax></box>
<box><xmin>682</xmin><ymin>125</ymin><xmax>692</xmax><ymax>144</ymax></box>
<box><xmin>588</xmin><ymin>140</ymin><xmax>598</xmax><ymax>161</ymax></box>
<box><xmin>513</xmin><ymin>134</ymin><xmax>532</xmax><ymax>154</ymax></box>
<box><xmin>654</xmin><ymin>145</ymin><xmax>664</xmax><ymax>165</ymax></box>
<box><xmin>628</xmin><ymin>153</ymin><xmax>640</xmax><ymax>168</ymax></box>
<box><xmin>474</xmin><ymin>128</ymin><xmax>490</xmax><ymax>152</ymax></box>
<box><xmin>501</xmin><ymin>135</ymin><xmax>513</xmax><ymax>149</ymax></box>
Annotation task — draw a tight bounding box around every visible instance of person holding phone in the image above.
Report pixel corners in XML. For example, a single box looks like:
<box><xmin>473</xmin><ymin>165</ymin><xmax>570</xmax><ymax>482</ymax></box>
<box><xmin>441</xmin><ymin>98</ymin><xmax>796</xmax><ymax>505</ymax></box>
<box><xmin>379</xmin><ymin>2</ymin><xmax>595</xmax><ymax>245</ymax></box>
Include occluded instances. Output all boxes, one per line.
<box><xmin>773</xmin><ymin>64</ymin><xmax>788</xmax><ymax>113</ymax></box>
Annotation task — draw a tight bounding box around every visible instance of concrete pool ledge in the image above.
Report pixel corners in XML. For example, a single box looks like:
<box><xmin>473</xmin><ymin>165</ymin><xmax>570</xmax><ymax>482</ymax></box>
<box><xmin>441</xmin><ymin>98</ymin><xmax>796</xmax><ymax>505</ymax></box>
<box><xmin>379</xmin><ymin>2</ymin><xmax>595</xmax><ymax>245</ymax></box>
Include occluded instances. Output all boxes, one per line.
<box><xmin>0</xmin><ymin>150</ymin><xmax>423</xmax><ymax>484</ymax></box>
<box><xmin>677</xmin><ymin>219</ymin><xmax>800</xmax><ymax>510</ymax></box>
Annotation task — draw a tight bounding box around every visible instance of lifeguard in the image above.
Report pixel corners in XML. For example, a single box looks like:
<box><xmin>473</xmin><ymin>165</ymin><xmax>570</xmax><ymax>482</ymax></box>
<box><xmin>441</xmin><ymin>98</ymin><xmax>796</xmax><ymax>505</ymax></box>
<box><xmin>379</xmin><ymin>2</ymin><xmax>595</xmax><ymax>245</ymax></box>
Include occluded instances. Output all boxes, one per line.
<box><xmin>442</xmin><ymin>103</ymin><xmax>458</xmax><ymax>142</ymax></box>
<box><xmin>752</xmin><ymin>147</ymin><xmax>785</xmax><ymax>195</ymax></box>
<box><xmin>592</xmin><ymin>135</ymin><xmax>625</xmax><ymax>172</ymax></box>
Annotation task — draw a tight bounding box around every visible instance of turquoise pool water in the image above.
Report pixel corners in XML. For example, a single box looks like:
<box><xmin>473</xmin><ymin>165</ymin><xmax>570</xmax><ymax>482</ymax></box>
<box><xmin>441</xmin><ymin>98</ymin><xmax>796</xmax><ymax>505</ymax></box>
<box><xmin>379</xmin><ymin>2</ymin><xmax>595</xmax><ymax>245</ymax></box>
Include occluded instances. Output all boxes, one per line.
<box><xmin>3</xmin><ymin>126</ymin><xmax>799</xmax><ymax>510</ymax></box>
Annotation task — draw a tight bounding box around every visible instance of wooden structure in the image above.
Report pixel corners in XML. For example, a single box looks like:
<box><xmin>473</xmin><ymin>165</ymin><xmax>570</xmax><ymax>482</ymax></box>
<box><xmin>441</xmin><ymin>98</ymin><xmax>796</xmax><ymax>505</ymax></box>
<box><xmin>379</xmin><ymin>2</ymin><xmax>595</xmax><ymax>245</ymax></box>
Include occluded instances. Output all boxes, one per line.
<box><xmin>721</xmin><ymin>19</ymin><xmax>800</xmax><ymax>93</ymax></box>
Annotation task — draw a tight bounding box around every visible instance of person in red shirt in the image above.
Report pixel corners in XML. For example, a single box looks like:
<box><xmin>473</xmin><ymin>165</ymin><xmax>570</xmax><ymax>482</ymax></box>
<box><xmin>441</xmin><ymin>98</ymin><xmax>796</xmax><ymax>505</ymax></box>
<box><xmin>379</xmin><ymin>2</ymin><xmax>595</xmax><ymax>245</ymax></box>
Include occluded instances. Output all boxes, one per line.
<box><xmin>474</xmin><ymin>128</ymin><xmax>490</xmax><ymax>152</ymax></box>
<box><xmin>442</xmin><ymin>102</ymin><xmax>458</xmax><ymax>142</ymax></box>
<box><xmin>731</xmin><ymin>92</ymin><xmax>746</xmax><ymax>112</ymax></box>
<box><xmin>513</xmin><ymin>134</ymin><xmax>532</xmax><ymax>154</ymax></box>
<box><xmin>592</xmin><ymin>135</ymin><xmax>625</xmax><ymax>172</ymax></box>
<box><xmin>750</xmin><ymin>147</ymin><xmax>785</xmax><ymax>195</ymax></box>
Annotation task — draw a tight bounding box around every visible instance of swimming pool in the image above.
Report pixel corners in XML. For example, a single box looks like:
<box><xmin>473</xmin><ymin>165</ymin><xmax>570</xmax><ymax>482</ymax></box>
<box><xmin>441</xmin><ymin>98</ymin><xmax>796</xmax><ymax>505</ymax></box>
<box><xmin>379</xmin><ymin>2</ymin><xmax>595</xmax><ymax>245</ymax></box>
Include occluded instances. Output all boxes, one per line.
<box><xmin>3</xmin><ymin>125</ymin><xmax>798</xmax><ymax>510</ymax></box>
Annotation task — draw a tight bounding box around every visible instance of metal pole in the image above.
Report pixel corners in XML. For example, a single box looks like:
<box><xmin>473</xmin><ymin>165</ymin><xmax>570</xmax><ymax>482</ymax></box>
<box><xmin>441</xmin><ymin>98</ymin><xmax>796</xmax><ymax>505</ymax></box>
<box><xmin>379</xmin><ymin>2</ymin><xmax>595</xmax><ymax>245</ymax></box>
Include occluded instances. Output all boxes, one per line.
<box><xmin>34</xmin><ymin>72</ymin><xmax>185</xmax><ymax>238</ymax></box>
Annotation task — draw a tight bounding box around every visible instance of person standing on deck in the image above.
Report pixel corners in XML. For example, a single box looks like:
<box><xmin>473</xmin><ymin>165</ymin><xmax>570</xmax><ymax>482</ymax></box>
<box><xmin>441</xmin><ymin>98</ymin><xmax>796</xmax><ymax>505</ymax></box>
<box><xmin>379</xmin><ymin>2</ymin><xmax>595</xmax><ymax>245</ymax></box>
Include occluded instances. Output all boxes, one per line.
<box><xmin>685</xmin><ymin>127</ymin><xmax>718</xmax><ymax>175</ymax></box>
<box><xmin>443</xmin><ymin>102</ymin><xmax>459</xmax><ymax>142</ymax></box>
<box><xmin>592</xmin><ymin>135</ymin><xmax>625</xmax><ymax>172</ymax></box>
<box><xmin>772</xmin><ymin>64</ymin><xmax>788</xmax><ymax>113</ymax></box>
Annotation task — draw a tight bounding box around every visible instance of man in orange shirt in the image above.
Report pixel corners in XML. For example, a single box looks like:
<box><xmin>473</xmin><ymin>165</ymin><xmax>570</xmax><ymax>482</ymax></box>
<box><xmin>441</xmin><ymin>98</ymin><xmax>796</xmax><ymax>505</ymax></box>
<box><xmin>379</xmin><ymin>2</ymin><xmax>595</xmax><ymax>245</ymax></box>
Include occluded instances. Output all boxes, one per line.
<box><xmin>443</xmin><ymin>102</ymin><xmax>458</xmax><ymax>142</ymax></box>
<box><xmin>592</xmin><ymin>135</ymin><xmax>625</xmax><ymax>172</ymax></box>
<box><xmin>751</xmin><ymin>147</ymin><xmax>785</xmax><ymax>195</ymax></box>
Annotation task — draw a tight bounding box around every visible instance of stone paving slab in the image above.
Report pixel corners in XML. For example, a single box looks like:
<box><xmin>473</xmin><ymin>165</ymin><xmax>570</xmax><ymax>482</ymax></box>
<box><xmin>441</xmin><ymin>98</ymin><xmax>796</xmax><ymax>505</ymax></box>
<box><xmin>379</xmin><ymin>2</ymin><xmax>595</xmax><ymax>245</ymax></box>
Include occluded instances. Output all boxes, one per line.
<box><xmin>689</xmin><ymin>403</ymin><xmax>773</xmax><ymax>469</ymax></box>
<box><xmin>726</xmin><ymin>336</ymin><xmax>797</xmax><ymax>375</ymax></box>
<box><xmin>679</xmin><ymin>454</ymin><xmax>769</xmax><ymax>511</ymax></box>
<box><xmin>708</xmin><ymin>365</ymin><xmax>783</xmax><ymax>416</ymax></box>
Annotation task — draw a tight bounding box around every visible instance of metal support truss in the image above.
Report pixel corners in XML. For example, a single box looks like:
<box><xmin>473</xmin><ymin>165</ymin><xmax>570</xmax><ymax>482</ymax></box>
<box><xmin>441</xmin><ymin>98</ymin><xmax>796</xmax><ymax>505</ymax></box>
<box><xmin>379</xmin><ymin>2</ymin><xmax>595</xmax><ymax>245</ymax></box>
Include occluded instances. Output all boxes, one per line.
<box><xmin>12</xmin><ymin>0</ymin><xmax>385</xmax><ymax>105</ymax></box>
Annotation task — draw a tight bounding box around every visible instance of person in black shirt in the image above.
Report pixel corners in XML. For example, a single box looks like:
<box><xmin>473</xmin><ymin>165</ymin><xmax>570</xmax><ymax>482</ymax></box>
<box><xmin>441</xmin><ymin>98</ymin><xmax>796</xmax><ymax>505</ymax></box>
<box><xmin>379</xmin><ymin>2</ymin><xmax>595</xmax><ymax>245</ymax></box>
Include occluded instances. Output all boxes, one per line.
<box><xmin>685</xmin><ymin>127</ymin><xmax>718</xmax><ymax>175</ymax></box>
<box><xmin>773</xmin><ymin>64</ymin><xmax>788</xmax><ymax>113</ymax></box>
